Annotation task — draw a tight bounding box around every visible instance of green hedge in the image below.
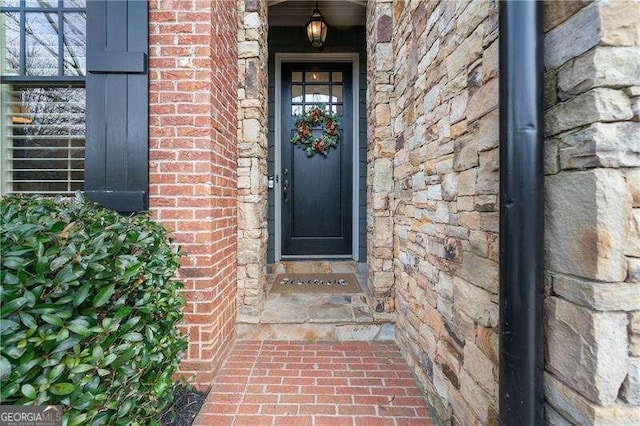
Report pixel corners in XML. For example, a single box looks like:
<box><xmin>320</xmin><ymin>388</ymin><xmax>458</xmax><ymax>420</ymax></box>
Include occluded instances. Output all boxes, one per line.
<box><xmin>0</xmin><ymin>195</ymin><xmax>188</xmax><ymax>425</ymax></box>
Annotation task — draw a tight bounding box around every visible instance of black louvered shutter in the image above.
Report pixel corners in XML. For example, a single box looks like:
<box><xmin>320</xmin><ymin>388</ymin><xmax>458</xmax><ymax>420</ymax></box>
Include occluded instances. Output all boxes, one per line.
<box><xmin>84</xmin><ymin>0</ymin><xmax>148</xmax><ymax>214</ymax></box>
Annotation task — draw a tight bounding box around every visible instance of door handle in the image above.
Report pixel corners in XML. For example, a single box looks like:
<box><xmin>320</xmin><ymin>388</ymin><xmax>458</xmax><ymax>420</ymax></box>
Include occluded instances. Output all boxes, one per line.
<box><xmin>282</xmin><ymin>168</ymin><xmax>289</xmax><ymax>203</ymax></box>
<box><xmin>282</xmin><ymin>178</ymin><xmax>289</xmax><ymax>203</ymax></box>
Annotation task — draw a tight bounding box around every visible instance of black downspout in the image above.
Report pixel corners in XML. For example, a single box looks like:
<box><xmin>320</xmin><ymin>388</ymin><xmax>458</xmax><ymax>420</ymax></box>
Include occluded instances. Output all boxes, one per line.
<box><xmin>498</xmin><ymin>1</ymin><xmax>544</xmax><ymax>425</ymax></box>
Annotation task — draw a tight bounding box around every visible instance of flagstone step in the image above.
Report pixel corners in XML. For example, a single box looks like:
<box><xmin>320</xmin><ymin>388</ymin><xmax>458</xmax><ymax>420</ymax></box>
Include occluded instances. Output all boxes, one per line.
<box><xmin>236</xmin><ymin>322</ymin><xmax>395</xmax><ymax>341</ymax></box>
<box><xmin>237</xmin><ymin>293</ymin><xmax>395</xmax><ymax>341</ymax></box>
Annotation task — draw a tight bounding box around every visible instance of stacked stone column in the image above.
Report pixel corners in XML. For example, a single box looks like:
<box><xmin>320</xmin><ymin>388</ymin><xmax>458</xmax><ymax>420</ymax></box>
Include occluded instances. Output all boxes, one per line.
<box><xmin>543</xmin><ymin>1</ymin><xmax>640</xmax><ymax>422</ymax></box>
<box><xmin>366</xmin><ymin>0</ymin><xmax>396</xmax><ymax>313</ymax></box>
<box><xmin>388</xmin><ymin>1</ymin><xmax>501</xmax><ymax>422</ymax></box>
<box><xmin>237</xmin><ymin>0</ymin><xmax>268</xmax><ymax>316</ymax></box>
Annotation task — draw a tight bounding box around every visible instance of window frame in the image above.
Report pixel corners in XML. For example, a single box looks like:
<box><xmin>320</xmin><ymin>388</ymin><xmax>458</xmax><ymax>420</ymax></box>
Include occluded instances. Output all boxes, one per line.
<box><xmin>1</xmin><ymin>0</ymin><xmax>87</xmax><ymax>196</ymax></box>
<box><xmin>1</xmin><ymin>0</ymin><xmax>86</xmax><ymax>83</ymax></box>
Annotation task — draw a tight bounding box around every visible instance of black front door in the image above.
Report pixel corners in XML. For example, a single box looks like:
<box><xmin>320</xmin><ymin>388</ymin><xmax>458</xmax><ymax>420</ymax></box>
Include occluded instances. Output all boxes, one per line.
<box><xmin>281</xmin><ymin>63</ymin><xmax>352</xmax><ymax>256</ymax></box>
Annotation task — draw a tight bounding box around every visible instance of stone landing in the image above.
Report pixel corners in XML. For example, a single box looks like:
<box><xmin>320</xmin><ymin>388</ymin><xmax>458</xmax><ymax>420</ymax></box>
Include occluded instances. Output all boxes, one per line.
<box><xmin>237</xmin><ymin>266</ymin><xmax>394</xmax><ymax>341</ymax></box>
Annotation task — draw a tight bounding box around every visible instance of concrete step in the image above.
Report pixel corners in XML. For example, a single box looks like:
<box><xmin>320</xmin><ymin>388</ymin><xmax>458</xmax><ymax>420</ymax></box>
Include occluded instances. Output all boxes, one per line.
<box><xmin>237</xmin><ymin>292</ymin><xmax>395</xmax><ymax>341</ymax></box>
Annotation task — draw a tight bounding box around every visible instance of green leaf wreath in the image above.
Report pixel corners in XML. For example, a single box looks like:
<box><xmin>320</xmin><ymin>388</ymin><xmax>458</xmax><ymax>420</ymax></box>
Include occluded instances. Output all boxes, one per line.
<box><xmin>289</xmin><ymin>106</ymin><xmax>340</xmax><ymax>157</ymax></box>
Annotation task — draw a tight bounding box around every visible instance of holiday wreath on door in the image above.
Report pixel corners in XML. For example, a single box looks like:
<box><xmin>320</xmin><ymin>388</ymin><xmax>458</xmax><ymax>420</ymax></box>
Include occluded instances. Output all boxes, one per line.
<box><xmin>289</xmin><ymin>107</ymin><xmax>340</xmax><ymax>157</ymax></box>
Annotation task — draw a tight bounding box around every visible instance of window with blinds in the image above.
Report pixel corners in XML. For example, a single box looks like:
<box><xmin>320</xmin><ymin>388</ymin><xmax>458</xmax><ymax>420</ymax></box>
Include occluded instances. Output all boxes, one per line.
<box><xmin>0</xmin><ymin>1</ymin><xmax>86</xmax><ymax>196</ymax></box>
<box><xmin>1</xmin><ymin>86</ymin><xmax>85</xmax><ymax>195</ymax></box>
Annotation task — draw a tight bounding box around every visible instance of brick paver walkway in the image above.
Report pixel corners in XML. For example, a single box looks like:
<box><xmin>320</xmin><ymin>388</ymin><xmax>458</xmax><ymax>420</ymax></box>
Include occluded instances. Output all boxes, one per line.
<box><xmin>194</xmin><ymin>341</ymin><xmax>434</xmax><ymax>426</ymax></box>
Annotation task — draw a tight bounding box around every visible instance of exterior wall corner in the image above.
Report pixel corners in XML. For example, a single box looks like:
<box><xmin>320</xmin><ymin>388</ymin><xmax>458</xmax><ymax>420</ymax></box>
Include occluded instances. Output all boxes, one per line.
<box><xmin>237</xmin><ymin>0</ymin><xmax>269</xmax><ymax>317</ymax></box>
<box><xmin>543</xmin><ymin>0</ymin><xmax>640</xmax><ymax>421</ymax></box>
<box><xmin>366</xmin><ymin>0</ymin><xmax>397</xmax><ymax>314</ymax></box>
<box><xmin>148</xmin><ymin>0</ymin><xmax>239</xmax><ymax>386</ymax></box>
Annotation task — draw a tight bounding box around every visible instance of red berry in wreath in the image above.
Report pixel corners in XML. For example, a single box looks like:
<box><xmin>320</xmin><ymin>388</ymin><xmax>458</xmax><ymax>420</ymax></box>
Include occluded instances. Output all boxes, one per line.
<box><xmin>313</xmin><ymin>139</ymin><xmax>324</xmax><ymax>153</ymax></box>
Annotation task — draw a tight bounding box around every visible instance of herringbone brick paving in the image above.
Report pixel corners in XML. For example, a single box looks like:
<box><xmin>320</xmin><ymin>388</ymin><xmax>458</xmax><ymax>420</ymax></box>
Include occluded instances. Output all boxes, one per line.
<box><xmin>194</xmin><ymin>341</ymin><xmax>434</xmax><ymax>426</ymax></box>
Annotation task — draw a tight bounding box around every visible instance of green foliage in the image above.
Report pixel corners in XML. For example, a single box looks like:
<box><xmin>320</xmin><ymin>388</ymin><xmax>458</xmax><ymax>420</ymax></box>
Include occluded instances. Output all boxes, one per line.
<box><xmin>0</xmin><ymin>194</ymin><xmax>188</xmax><ymax>425</ymax></box>
<box><xmin>289</xmin><ymin>106</ymin><xmax>340</xmax><ymax>157</ymax></box>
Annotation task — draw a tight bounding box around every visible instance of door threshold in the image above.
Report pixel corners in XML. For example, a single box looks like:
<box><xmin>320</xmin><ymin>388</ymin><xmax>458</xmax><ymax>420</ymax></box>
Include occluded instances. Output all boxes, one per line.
<box><xmin>280</xmin><ymin>255</ymin><xmax>354</xmax><ymax>260</ymax></box>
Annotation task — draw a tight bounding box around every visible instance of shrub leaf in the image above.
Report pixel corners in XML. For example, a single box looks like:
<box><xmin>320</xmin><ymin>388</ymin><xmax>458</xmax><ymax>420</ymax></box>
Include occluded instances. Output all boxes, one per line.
<box><xmin>92</xmin><ymin>284</ymin><xmax>115</xmax><ymax>308</ymax></box>
<box><xmin>21</xmin><ymin>384</ymin><xmax>36</xmax><ymax>400</ymax></box>
<box><xmin>49</xmin><ymin>382</ymin><xmax>75</xmax><ymax>396</ymax></box>
<box><xmin>67</xmin><ymin>319</ymin><xmax>91</xmax><ymax>337</ymax></box>
<box><xmin>41</xmin><ymin>314</ymin><xmax>63</xmax><ymax>328</ymax></box>
<box><xmin>71</xmin><ymin>364</ymin><xmax>93</xmax><ymax>374</ymax></box>
<box><xmin>0</xmin><ymin>319</ymin><xmax>19</xmax><ymax>334</ymax></box>
<box><xmin>19</xmin><ymin>312</ymin><xmax>37</xmax><ymax>329</ymax></box>
<box><xmin>51</xmin><ymin>336</ymin><xmax>81</xmax><ymax>354</ymax></box>
<box><xmin>122</xmin><ymin>332</ymin><xmax>143</xmax><ymax>342</ymax></box>
<box><xmin>0</xmin><ymin>297</ymin><xmax>28</xmax><ymax>317</ymax></box>
<box><xmin>73</xmin><ymin>284</ymin><xmax>91</xmax><ymax>307</ymax></box>
<box><xmin>0</xmin><ymin>356</ymin><xmax>11</xmax><ymax>380</ymax></box>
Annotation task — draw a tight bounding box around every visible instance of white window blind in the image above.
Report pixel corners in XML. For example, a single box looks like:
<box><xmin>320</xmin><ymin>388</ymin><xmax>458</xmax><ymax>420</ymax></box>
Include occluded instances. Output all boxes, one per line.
<box><xmin>1</xmin><ymin>85</ymin><xmax>85</xmax><ymax>195</ymax></box>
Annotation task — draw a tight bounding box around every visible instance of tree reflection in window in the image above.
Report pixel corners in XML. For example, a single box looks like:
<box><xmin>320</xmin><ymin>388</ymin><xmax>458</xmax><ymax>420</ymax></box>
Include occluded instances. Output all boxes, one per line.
<box><xmin>3</xmin><ymin>86</ymin><xmax>85</xmax><ymax>194</ymax></box>
<box><xmin>1</xmin><ymin>3</ymin><xmax>86</xmax><ymax>76</ymax></box>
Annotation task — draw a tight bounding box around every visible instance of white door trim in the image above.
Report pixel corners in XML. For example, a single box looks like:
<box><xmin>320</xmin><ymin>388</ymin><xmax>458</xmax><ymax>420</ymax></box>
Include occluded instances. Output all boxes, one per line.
<box><xmin>274</xmin><ymin>52</ymin><xmax>360</xmax><ymax>262</ymax></box>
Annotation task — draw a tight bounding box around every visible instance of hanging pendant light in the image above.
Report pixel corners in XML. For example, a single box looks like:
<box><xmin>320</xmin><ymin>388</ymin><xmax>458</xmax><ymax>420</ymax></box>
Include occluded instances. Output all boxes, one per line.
<box><xmin>306</xmin><ymin>1</ymin><xmax>328</xmax><ymax>48</ymax></box>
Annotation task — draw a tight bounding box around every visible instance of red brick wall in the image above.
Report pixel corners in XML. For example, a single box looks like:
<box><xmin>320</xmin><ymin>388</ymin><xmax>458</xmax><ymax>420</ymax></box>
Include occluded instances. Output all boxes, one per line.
<box><xmin>148</xmin><ymin>0</ymin><xmax>238</xmax><ymax>387</ymax></box>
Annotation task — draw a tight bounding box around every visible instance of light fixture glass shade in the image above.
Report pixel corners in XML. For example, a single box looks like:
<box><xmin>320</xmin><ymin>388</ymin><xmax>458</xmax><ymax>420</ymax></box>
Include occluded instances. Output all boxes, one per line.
<box><xmin>306</xmin><ymin>4</ymin><xmax>328</xmax><ymax>48</ymax></box>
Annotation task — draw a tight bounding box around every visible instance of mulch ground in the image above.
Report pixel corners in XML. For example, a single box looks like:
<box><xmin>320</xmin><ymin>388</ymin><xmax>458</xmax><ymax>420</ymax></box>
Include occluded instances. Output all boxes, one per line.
<box><xmin>160</xmin><ymin>385</ymin><xmax>208</xmax><ymax>426</ymax></box>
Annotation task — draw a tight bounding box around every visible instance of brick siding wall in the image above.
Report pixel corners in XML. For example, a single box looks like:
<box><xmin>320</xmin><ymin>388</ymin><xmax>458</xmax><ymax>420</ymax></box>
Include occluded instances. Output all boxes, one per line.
<box><xmin>148</xmin><ymin>0</ymin><xmax>238</xmax><ymax>387</ymax></box>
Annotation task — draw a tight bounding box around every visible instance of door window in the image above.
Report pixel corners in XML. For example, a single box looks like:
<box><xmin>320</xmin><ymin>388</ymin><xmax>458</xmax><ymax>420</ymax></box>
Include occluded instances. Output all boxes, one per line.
<box><xmin>290</xmin><ymin>70</ymin><xmax>343</xmax><ymax>115</ymax></box>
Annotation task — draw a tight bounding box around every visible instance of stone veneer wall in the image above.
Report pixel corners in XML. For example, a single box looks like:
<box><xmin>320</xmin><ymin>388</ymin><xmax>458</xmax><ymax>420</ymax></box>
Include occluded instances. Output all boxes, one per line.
<box><xmin>542</xmin><ymin>1</ymin><xmax>640</xmax><ymax>423</ymax></box>
<box><xmin>237</xmin><ymin>0</ymin><xmax>269</xmax><ymax>317</ymax></box>
<box><xmin>366</xmin><ymin>0</ymin><xmax>397</xmax><ymax>313</ymax></box>
<box><xmin>372</xmin><ymin>0</ymin><xmax>640</xmax><ymax>423</ymax></box>
<box><xmin>384</xmin><ymin>1</ymin><xmax>501</xmax><ymax>422</ymax></box>
<box><xmin>148</xmin><ymin>0</ymin><xmax>238</xmax><ymax>386</ymax></box>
